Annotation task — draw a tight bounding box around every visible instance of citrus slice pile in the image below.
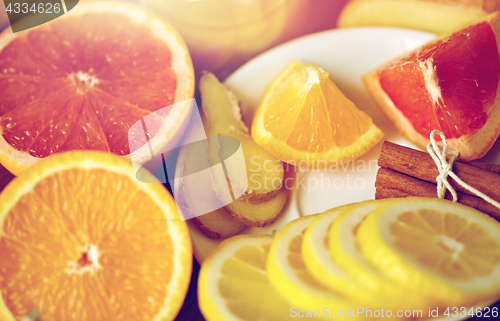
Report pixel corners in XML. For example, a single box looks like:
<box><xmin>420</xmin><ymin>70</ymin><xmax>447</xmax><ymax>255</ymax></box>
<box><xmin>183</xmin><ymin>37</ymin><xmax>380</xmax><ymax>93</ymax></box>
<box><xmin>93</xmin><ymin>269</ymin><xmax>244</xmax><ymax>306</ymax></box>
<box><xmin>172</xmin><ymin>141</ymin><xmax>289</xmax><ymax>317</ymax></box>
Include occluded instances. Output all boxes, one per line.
<box><xmin>301</xmin><ymin>204</ymin><xmax>375</xmax><ymax>305</ymax></box>
<box><xmin>266</xmin><ymin>215</ymin><xmax>361</xmax><ymax>317</ymax></box>
<box><xmin>251</xmin><ymin>60</ymin><xmax>383</xmax><ymax>168</ymax></box>
<box><xmin>198</xmin><ymin>198</ymin><xmax>500</xmax><ymax>320</ymax></box>
<box><xmin>0</xmin><ymin>1</ymin><xmax>194</xmax><ymax>175</ymax></box>
<box><xmin>326</xmin><ymin>200</ymin><xmax>434</xmax><ymax>310</ymax></box>
<box><xmin>363</xmin><ymin>12</ymin><xmax>500</xmax><ymax>161</ymax></box>
<box><xmin>0</xmin><ymin>151</ymin><xmax>192</xmax><ymax>321</ymax></box>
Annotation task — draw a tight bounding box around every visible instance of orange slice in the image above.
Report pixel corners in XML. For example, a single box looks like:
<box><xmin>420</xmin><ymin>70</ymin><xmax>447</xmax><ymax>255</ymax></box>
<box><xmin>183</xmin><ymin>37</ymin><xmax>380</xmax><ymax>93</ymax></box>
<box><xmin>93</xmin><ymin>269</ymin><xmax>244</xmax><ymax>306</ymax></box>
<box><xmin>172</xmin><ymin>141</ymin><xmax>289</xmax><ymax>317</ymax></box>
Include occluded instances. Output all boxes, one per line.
<box><xmin>252</xmin><ymin>60</ymin><xmax>383</xmax><ymax>168</ymax></box>
<box><xmin>0</xmin><ymin>151</ymin><xmax>192</xmax><ymax>321</ymax></box>
<box><xmin>0</xmin><ymin>1</ymin><xmax>194</xmax><ymax>175</ymax></box>
<box><xmin>363</xmin><ymin>12</ymin><xmax>500</xmax><ymax>161</ymax></box>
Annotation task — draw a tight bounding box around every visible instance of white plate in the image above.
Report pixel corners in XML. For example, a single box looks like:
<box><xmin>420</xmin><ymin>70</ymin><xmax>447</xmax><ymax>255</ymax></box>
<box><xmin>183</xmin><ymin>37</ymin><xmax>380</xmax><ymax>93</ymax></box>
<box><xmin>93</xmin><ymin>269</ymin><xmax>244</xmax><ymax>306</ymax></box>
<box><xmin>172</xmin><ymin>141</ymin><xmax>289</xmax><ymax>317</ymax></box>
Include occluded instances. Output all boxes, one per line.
<box><xmin>188</xmin><ymin>26</ymin><xmax>500</xmax><ymax>263</ymax></box>
<box><xmin>188</xmin><ymin>27</ymin><xmax>433</xmax><ymax>262</ymax></box>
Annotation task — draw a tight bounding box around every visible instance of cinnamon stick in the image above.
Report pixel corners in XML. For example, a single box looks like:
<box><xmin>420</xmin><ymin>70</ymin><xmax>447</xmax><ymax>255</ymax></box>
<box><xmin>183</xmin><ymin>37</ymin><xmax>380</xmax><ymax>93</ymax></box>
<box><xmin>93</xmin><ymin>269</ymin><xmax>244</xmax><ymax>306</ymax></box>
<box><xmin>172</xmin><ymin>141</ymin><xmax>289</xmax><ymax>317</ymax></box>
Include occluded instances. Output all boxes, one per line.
<box><xmin>378</xmin><ymin>141</ymin><xmax>500</xmax><ymax>202</ymax></box>
<box><xmin>469</xmin><ymin>162</ymin><xmax>500</xmax><ymax>174</ymax></box>
<box><xmin>376</xmin><ymin>167</ymin><xmax>500</xmax><ymax>221</ymax></box>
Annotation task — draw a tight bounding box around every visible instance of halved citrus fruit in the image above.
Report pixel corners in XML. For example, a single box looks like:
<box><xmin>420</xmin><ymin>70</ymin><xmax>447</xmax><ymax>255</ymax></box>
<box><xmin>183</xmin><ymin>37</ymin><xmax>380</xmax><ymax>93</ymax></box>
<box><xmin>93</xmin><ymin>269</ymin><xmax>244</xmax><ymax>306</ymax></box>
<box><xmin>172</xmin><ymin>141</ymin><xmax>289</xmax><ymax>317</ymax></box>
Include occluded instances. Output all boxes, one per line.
<box><xmin>0</xmin><ymin>1</ymin><xmax>194</xmax><ymax>175</ymax></box>
<box><xmin>266</xmin><ymin>215</ymin><xmax>365</xmax><ymax>319</ymax></box>
<box><xmin>197</xmin><ymin>235</ymin><xmax>292</xmax><ymax>321</ymax></box>
<box><xmin>357</xmin><ymin>197</ymin><xmax>500</xmax><ymax>308</ymax></box>
<box><xmin>363</xmin><ymin>12</ymin><xmax>500</xmax><ymax>161</ymax></box>
<box><xmin>0</xmin><ymin>151</ymin><xmax>192</xmax><ymax>321</ymax></box>
<box><xmin>252</xmin><ymin>60</ymin><xmax>383</xmax><ymax>168</ymax></box>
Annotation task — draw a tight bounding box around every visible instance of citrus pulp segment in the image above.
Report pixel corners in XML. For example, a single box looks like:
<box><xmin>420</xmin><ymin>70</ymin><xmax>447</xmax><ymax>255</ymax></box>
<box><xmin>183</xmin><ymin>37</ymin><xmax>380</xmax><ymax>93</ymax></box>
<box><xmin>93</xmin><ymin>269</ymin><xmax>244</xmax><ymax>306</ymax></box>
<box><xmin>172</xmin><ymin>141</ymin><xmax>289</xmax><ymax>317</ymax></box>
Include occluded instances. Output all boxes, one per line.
<box><xmin>252</xmin><ymin>60</ymin><xmax>383</xmax><ymax>168</ymax></box>
<box><xmin>356</xmin><ymin>197</ymin><xmax>500</xmax><ymax>307</ymax></box>
<box><xmin>197</xmin><ymin>235</ymin><xmax>292</xmax><ymax>321</ymax></box>
<box><xmin>328</xmin><ymin>199</ymin><xmax>432</xmax><ymax>311</ymax></box>
<box><xmin>0</xmin><ymin>151</ymin><xmax>192</xmax><ymax>321</ymax></box>
<box><xmin>267</xmin><ymin>215</ymin><xmax>365</xmax><ymax>319</ymax></box>
<box><xmin>363</xmin><ymin>12</ymin><xmax>500</xmax><ymax>161</ymax></box>
<box><xmin>0</xmin><ymin>1</ymin><xmax>194</xmax><ymax>175</ymax></box>
<box><xmin>301</xmin><ymin>204</ymin><xmax>381</xmax><ymax>306</ymax></box>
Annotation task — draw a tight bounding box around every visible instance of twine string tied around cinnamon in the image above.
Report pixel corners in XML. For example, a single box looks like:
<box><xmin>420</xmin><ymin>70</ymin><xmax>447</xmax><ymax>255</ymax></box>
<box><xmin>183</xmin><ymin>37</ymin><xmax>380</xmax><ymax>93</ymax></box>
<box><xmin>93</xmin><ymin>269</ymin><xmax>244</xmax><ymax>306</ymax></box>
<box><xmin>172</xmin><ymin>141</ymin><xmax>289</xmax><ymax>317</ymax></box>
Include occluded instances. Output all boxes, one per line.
<box><xmin>427</xmin><ymin>129</ymin><xmax>500</xmax><ymax>210</ymax></box>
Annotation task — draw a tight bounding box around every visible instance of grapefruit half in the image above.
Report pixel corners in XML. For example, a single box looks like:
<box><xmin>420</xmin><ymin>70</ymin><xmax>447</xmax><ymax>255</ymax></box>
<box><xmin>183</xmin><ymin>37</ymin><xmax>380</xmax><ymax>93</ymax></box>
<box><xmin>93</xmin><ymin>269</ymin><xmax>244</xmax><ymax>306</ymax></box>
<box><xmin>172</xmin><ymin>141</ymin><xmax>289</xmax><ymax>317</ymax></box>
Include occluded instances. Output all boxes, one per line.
<box><xmin>363</xmin><ymin>12</ymin><xmax>500</xmax><ymax>161</ymax></box>
<box><xmin>0</xmin><ymin>2</ymin><xmax>194</xmax><ymax>175</ymax></box>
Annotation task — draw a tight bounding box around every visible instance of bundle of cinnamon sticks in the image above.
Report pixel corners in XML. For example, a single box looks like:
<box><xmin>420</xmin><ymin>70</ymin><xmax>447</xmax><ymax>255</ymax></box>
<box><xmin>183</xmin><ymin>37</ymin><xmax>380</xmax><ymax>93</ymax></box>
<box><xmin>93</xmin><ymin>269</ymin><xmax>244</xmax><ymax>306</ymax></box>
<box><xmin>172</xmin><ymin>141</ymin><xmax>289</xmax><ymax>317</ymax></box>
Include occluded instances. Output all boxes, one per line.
<box><xmin>376</xmin><ymin>141</ymin><xmax>500</xmax><ymax>221</ymax></box>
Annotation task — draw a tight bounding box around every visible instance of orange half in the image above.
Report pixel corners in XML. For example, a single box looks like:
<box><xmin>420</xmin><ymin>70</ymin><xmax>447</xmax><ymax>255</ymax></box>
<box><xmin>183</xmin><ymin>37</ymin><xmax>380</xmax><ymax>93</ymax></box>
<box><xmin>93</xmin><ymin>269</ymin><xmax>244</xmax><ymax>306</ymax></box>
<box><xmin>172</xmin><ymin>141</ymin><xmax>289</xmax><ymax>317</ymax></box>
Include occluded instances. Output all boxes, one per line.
<box><xmin>0</xmin><ymin>151</ymin><xmax>192</xmax><ymax>321</ymax></box>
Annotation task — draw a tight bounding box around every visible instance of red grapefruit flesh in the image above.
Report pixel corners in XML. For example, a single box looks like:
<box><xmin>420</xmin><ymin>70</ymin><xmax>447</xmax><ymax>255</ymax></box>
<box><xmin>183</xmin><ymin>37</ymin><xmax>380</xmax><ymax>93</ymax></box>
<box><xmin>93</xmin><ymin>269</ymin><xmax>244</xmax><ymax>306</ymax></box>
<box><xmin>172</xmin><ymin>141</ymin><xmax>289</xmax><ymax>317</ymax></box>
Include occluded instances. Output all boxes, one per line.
<box><xmin>363</xmin><ymin>12</ymin><xmax>500</xmax><ymax>161</ymax></box>
<box><xmin>0</xmin><ymin>2</ymin><xmax>194</xmax><ymax>175</ymax></box>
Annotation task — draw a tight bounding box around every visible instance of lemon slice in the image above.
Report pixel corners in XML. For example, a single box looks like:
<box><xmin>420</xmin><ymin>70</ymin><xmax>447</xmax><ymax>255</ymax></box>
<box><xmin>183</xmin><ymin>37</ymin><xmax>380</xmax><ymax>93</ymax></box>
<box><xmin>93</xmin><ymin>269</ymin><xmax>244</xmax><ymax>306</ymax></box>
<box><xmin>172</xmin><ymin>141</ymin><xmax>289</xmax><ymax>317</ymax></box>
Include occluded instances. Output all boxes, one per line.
<box><xmin>251</xmin><ymin>60</ymin><xmax>383</xmax><ymax>168</ymax></box>
<box><xmin>267</xmin><ymin>215</ymin><xmax>365</xmax><ymax>319</ymax></box>
<box><xmin>302</xmin><ymin>203</ymin><xmax>380</xmax><ymax>306</ymax></box>
<box><xmin>198</xmin><ymin>235</ymin><xmax>291</xmax><ymax>321</ymax></box>
<box><xmin>357</xmin><ymin>197</ymin><xmax>500</xmax><ymax>307</ymax></box>
<box><xmin>328</xmin><ymin>200</ymin><xmax>431</xmax><ymax>310</ymax></box>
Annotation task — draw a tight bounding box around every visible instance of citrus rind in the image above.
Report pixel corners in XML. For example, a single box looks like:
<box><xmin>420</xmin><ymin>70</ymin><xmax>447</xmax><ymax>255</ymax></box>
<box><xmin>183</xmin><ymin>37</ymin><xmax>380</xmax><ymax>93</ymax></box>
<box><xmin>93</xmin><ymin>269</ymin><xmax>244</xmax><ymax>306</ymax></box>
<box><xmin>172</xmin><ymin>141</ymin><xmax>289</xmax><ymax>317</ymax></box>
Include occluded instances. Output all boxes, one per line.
<box><xmin>252</xmin><ymin>121</ymin><xmax>383</xmax><ymax>168</ymax></box>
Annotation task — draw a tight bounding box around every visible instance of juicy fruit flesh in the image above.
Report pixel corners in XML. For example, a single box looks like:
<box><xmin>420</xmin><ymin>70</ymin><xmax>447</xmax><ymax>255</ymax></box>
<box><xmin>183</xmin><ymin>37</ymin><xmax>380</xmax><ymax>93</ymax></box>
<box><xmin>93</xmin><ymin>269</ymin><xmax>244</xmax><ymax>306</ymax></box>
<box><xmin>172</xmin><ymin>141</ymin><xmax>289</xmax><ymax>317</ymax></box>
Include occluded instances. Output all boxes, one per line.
<box><xmin>263</xmin><ymin>63</ymin><xmax>373</xmax><ymax>153</ymax></box>
<box><xmin>218</xmin><ymin>243</ymin><xmax>290</xmax><ymax>320</ymax></box>
<box><xmin>0</xmin><ymin>12</ymin><xmax>177</xmax><ymax>158</ymax></box>
<box><xmin>378</xmin><ymin>21</ymin><xmax>500</xmax><ymax>139</ymax></box>
<box><xmin>287</xmin><ymin>230</ymin><xmax>328</xmax><ymax>290</ymax></box>
<box><xmin>0</xmin><ymin>168</ymin><xmax>174</xmax><ymax>320</ymax></box>
<box><xmin>390</xmin><ymin>209</ymin><xmax>500</xmax><ymax>281</ymax></box>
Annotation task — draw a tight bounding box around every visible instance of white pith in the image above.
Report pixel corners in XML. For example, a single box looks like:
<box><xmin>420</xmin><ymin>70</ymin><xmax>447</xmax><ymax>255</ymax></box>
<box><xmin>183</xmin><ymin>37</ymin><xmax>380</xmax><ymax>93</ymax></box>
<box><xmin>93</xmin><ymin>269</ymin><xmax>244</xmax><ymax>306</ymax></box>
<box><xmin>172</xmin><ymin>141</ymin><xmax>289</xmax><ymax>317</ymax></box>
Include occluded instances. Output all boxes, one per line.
<box><xmin>66</xmin><ymin>244</ymin><xmax>102</xmax><ymax>274</ymax></box>
<box><xmin>437</xmin><ymin>234</ymin><xmax>464</xmax><ymax>261</ymax></box>
<box><xmin>70</xmin><ymin>71</ymin><xmax>100</xmax><ymax>94</ymax></box>
<box><xmin>420</xmin><ymin>58</ymin><xmax>443</xmax><ymax>105</ymax></box>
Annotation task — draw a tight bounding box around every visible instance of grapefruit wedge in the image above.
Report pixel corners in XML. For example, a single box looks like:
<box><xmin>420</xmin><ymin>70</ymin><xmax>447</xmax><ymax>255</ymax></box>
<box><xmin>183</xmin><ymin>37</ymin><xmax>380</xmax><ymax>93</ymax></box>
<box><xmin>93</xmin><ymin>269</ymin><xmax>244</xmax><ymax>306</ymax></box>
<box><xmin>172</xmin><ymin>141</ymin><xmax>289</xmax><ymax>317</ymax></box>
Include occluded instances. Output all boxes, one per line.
<box><xmin>363</xmin><ymin>12</ymin><xmax>500</xmax><ymax>161</ymax></box>
<box><xmin>0</xmin><ymin>2</ymin><xmax>194</xmax><ymax>175</ymax></box>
